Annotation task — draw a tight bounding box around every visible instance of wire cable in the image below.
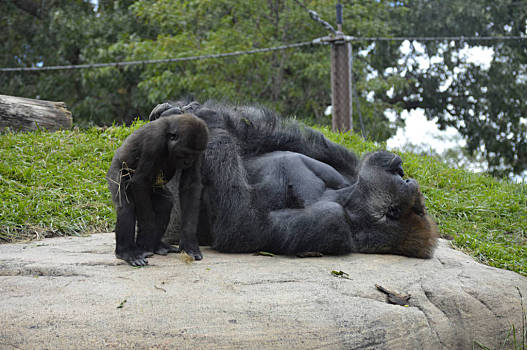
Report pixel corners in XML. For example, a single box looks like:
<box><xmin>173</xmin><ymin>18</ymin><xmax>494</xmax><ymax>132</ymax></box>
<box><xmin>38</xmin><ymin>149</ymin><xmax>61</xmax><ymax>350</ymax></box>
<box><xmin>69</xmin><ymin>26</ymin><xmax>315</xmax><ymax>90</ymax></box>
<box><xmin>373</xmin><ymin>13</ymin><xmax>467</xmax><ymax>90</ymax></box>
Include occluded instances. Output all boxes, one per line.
<box><xmin>1</xmin><ymin>36</ymin><xmax>524</xmax><ymax>72</ymax></box>
<box><xmin>0</xmin><ymin>40</ymin><xmax>319</xmax><ymax>72</ymax></box>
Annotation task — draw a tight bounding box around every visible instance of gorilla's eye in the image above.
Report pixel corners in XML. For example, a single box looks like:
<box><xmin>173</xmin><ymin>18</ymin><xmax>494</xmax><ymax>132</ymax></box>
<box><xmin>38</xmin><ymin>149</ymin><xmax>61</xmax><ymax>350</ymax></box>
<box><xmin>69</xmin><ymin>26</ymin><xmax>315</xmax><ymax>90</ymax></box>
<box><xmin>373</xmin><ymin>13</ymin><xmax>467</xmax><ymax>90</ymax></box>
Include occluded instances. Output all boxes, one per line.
<box><xmin>168</xmin><ymin>133</ymin><xmax>179</xmax><ymax>141</ymax></box>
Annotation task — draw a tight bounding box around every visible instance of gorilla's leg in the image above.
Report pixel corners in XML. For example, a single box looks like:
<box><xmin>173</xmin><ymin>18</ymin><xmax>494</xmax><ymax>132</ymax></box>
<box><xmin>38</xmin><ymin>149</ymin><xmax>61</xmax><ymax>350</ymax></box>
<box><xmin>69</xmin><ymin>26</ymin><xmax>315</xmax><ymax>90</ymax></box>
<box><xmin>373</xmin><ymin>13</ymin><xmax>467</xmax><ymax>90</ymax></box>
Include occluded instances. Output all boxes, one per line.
<box><xmin>153</xmin><ymin>188</ymin><xmax>178</xmax><ymax>255</ymax></box>
<box><xmin>114</xmin><ymin>200</ymin><xmax>151</xmax><ymax>266</ymax></box>
<box><xmin>162</xmin><ymin>173</ymin><xmax>213</xmax><ymax>247</ymax></box>
<box><xmin>136</xmin><ymin>188</ymin><xmax>177</xmax><ymax>256</ymax></box>
<box><xmin>195</xmin><ymin>187</ymin><xmax>213</xmax><ymax>246</ymax></box>
<box><xmin>162</xmin><ymin>170</ymin><xmax>182</xmax><ymax>245</ymax></box>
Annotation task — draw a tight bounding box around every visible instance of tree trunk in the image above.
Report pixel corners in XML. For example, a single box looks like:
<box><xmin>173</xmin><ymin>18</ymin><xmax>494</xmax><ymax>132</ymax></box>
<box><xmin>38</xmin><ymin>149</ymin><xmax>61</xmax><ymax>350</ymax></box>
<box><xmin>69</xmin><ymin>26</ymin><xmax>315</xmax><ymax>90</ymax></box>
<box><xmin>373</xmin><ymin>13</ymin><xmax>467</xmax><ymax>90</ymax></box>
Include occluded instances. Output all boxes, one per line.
<box><xmin>0</xmin><ymin>94</ymin><xmax>73</xmax><ymax>132</ymax></box>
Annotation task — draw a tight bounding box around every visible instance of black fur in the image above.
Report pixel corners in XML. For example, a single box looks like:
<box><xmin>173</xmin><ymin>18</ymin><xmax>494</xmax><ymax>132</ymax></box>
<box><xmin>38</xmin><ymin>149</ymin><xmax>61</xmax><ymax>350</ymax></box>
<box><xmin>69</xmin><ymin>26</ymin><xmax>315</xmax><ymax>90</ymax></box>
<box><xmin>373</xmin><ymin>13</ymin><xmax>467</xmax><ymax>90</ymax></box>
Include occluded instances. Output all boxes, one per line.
<box><xmin>150</xmin><ymin>101</ymin><xmax>438</xmax><ymax>259</ymax></box>
<box><xmin>107</xmin><ymin>113</ymin><xmax>208</xmax><ymax>266</ymax></box>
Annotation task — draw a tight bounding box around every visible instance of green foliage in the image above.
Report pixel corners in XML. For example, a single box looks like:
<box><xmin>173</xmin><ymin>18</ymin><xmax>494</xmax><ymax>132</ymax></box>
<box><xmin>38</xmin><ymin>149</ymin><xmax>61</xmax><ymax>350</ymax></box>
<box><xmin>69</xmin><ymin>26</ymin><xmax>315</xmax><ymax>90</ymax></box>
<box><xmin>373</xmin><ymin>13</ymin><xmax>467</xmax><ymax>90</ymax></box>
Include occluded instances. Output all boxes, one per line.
<box><xmin>0</xmin><ymin>126</ymin><xmax>525</xmax><ymax>276</ymax></box>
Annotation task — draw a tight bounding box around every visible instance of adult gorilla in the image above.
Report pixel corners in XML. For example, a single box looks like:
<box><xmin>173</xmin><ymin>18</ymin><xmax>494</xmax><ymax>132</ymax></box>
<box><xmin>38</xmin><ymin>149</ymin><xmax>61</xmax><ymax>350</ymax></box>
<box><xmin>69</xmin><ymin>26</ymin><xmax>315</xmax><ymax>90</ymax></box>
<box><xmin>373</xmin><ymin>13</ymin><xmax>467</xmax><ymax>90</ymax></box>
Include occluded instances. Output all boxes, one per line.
<box><xmin>150</xmin><ymin>100</ymin><xmax>438</xmax><ymax>259</ymax></box>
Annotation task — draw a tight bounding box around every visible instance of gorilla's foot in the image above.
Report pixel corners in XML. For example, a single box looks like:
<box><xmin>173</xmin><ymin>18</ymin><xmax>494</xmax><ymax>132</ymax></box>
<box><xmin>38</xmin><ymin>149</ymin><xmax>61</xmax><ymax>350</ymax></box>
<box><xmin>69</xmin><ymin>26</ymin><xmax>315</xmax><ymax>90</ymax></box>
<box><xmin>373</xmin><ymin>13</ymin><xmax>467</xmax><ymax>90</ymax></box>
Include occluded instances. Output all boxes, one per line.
<box><xmin>115</xmin><ymin>249</ymin><xmax>150</xmax><ymax>267</ymax></box>
<box><xmin>154</xmin><ymin>242</ymin><xmax>179</xmax><ymax>256</ymax></box>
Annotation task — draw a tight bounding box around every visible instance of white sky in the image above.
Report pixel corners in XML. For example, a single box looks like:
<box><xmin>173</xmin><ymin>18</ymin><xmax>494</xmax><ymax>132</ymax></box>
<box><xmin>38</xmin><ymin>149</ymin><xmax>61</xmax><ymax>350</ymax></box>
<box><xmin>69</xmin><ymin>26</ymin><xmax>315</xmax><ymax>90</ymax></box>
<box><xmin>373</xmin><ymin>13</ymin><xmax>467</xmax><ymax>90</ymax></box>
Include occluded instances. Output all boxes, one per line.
<box><xmin>386</xmin><ymin>42</ymin><xmax>494</xmax><ymax>153</ymax></box>
<box><xmin>386</xmin><ymin>110</ymin><xmax>463</xmax><ymax>152</ymax></box>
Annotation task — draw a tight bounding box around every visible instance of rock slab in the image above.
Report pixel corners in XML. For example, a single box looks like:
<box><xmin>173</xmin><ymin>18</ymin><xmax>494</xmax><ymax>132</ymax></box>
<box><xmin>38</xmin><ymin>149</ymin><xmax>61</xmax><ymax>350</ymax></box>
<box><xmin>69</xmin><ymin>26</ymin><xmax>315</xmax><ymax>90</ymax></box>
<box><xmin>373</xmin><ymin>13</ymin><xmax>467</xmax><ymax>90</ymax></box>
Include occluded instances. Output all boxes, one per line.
<box><xmin>0</xmin><ymin>233</ymin><xmax>525</xmax><ymax>349</ymax></box>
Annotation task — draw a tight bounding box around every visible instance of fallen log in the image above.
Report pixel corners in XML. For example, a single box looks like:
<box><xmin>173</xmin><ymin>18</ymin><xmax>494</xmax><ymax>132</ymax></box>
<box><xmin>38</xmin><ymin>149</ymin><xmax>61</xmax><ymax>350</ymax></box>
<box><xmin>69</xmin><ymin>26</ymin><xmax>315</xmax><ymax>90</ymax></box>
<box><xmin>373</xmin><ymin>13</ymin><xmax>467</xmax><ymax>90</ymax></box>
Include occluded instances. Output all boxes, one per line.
<box><xmin>0</xmin><ymin>94</ymin><xmax>72</xmax><ymax>132</ymax></box>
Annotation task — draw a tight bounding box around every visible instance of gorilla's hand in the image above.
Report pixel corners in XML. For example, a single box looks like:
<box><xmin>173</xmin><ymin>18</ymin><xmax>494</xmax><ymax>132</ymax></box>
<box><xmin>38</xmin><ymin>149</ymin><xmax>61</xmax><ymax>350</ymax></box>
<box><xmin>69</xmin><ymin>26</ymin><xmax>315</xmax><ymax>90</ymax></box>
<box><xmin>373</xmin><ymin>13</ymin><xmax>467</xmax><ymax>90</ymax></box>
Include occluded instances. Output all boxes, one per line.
<box><xmin>149</xmin><ymin>101</ymin><xmax>202</xmax><ymax>121</ymax></box>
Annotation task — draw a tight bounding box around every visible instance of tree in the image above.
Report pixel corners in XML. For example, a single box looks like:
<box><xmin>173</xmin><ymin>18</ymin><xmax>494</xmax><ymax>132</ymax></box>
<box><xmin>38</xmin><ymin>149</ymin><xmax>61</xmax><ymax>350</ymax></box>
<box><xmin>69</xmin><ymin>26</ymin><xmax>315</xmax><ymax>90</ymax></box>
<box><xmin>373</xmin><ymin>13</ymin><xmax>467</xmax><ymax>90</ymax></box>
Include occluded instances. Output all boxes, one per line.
<box><xmin>372</xmin><ymin>0</ymin><xmax>527</xmax><ymax>176</ymax></box>
<box><xmin>1</xmin><ymin>0</ymin><xmax>93</xmax><ymax>121</ymax></box>
<box><xmin>0</xmin><ymin>0</ymin><xmax>407</xmax><ymax>139</ymax></box>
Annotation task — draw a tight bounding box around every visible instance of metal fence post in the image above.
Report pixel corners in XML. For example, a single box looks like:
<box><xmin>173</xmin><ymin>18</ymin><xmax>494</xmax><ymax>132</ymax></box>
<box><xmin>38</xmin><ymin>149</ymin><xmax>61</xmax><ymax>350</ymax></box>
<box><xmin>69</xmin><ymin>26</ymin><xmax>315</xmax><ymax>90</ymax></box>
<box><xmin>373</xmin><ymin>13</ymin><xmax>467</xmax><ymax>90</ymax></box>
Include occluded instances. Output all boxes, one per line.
<box><xmin>330</xmin><ymin>37</ymin><xmax>352</xmax><ymax>133</ymax></box>
<box><xmin>330</xmin><ymin>1</ymin><xmax>352</xmax><ymax>133</ymax></box>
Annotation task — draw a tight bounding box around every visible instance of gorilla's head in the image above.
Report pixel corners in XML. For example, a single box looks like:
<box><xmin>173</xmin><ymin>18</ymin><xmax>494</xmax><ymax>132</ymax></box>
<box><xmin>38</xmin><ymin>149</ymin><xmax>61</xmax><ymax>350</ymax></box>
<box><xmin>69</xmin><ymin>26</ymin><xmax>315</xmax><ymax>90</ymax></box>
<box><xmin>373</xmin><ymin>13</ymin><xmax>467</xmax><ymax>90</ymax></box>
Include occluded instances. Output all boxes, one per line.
<box><xmin>350</xmin><ymin>151</ymin><xmax>438</xmax><ymax>258</ymax></box>
<box><xmin>160</xmin><ymin>113</ymin><xmax>209</xmax><ymax>169</ymax></box>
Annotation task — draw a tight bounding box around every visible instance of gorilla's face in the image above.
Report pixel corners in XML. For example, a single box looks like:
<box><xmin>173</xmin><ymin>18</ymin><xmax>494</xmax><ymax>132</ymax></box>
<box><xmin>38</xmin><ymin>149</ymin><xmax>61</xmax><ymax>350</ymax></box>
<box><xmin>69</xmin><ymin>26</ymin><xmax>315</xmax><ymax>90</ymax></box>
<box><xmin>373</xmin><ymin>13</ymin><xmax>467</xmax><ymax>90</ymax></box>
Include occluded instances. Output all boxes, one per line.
<box><xmin>354</xmin><ymin>151</ymin><xmax>420</xmax><ymax>221</ymax></box>
<box><xmin>350</xmin><ymin>151</ymin><xmax>438</xmax><ymax>258</ymax></box>
<box><xmin>164</xmin><ymin>113</ymin><xmax>209</xmax><ymax>169</ymax></box>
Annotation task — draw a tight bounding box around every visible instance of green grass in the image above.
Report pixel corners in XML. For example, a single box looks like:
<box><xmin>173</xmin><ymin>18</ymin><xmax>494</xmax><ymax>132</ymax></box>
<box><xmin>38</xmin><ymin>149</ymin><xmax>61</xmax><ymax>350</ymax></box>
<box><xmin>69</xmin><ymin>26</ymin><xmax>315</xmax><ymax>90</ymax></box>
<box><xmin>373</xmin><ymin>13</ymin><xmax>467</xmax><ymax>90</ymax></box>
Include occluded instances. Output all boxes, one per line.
<box><xmin>1</xmin><ymin>125</ymin><xmax>525</xmax><ymax>277</ymax></box>
<box><xmin>0</xmin><ymin>122</ymin><xmax>144</xmax><ymax>241</ymax></box>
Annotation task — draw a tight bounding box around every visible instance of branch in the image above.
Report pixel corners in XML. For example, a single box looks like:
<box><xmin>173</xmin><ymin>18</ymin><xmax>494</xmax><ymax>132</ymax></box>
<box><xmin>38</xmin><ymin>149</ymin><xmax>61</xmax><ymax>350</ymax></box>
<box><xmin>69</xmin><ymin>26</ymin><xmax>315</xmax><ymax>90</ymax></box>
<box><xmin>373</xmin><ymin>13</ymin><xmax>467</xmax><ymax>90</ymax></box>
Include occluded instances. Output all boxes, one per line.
<box><xmin>11</xmin><ymin>0</ymin><xmax>43</xmax><ymax>19</ymax></box>
<box><xmin>381</xmin><ymin>94</ymin><xmax>424</xmax><ymax>110</ymax></box>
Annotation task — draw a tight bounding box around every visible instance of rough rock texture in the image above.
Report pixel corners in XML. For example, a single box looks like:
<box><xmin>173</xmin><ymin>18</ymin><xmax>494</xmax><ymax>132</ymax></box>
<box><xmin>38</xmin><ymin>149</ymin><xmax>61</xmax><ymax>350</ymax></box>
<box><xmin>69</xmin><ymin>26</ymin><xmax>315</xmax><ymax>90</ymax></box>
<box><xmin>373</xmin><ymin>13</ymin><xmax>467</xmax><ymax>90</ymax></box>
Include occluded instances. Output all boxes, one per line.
<box><xmin>0</xmin><ymin>233</ymin><xmax>525</xmax><ymax>349</ymax></box>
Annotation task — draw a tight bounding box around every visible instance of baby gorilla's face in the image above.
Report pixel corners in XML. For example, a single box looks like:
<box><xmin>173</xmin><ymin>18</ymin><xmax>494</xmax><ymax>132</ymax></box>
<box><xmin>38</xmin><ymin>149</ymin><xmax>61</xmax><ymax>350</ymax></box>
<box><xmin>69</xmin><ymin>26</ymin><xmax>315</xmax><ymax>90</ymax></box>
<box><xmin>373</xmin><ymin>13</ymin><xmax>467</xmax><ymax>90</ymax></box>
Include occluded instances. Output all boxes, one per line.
<box><xmin>164</xmin><ymin>113</ymin><xmax>209</xmax><ymax>169</ymax></box>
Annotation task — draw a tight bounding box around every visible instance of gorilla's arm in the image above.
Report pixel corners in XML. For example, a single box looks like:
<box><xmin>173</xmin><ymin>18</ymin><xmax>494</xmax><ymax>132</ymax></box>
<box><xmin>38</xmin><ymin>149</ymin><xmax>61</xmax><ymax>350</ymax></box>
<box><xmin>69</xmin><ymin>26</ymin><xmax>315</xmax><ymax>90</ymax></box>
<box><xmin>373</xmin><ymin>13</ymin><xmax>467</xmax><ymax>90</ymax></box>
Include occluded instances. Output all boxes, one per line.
<box><xmin>108</xmin><ymin>127</ymin><xmax>166</xmax><ymax>266</ymax></box>
<box><xmin>266</xmin><ymin>201</ymin><xmax>354</xmax><ymax>255</ymax></box>
<box><xmin>246</xmin><ymin>151</ymin><xmax>350</xmax><ymax>209</ymax></box>
<box><xmin>247</xmin><ymin>152</ymin><xmax>356</xmax><ymax>255</ymax></box>
<box><xmin>176</xmin><ymin>155</ymin><xmax>204</xmax><ymax>260</ymax></box>
<box><xmin>129</xmin><ymin>149</ymin><xmax>162</xmax><ymax>241</ymax></box>
<box><xmin>149</xmin><ymin>100</ymin><xmax>360</xmax><ymax>181</ymax></box>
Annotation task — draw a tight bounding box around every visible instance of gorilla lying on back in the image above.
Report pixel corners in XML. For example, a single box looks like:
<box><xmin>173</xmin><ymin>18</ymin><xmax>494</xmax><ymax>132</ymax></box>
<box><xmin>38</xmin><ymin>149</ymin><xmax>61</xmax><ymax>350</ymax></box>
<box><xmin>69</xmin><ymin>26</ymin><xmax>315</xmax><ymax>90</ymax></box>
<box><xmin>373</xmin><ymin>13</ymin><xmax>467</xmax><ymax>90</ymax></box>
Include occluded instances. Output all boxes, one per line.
<box><xmin>150</xmin><ymin>100</ymin><xmax>438</xmax><ymax>259</ymax></box>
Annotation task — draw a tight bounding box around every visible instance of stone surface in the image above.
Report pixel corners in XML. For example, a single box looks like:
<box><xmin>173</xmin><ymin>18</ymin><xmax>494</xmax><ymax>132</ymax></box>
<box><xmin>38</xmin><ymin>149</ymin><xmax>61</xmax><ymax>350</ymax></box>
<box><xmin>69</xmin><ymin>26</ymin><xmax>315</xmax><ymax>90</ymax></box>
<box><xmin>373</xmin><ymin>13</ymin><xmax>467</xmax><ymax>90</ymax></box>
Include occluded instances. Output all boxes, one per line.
<box><xmin>0</xmin><ymin>233</ymin><xmax>525</xmax><ymax>349</ymax></box>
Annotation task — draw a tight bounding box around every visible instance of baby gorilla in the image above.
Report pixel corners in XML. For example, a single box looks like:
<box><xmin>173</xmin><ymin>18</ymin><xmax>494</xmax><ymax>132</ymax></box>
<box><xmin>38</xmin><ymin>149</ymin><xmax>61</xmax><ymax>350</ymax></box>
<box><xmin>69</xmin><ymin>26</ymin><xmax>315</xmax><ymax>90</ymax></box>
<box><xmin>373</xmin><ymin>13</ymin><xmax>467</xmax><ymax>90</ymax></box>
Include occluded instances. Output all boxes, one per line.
<box><xmin>107</xmin><ymin>113</ymin><xmax>208</xmax><ymax>266</ymax></box>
